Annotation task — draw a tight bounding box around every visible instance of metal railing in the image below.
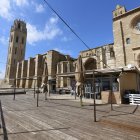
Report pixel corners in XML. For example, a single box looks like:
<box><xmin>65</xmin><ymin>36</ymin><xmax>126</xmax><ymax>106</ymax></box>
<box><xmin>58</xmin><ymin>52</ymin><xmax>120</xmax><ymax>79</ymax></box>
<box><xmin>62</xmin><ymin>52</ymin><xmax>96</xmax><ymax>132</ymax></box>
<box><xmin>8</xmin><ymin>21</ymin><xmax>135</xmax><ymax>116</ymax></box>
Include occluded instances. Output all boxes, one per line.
<box><xmin>129</xmin><ymin>94</ymin><xmax>140</xmax><ymax>105</ymax></box>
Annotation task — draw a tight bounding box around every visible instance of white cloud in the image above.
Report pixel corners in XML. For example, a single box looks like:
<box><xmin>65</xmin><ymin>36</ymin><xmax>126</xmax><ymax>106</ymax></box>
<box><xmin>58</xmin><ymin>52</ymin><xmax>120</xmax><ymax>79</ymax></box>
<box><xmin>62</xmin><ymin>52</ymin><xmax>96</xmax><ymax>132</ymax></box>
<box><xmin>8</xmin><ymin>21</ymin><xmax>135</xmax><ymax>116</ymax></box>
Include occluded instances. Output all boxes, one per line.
<box><xmin>0</xmin><ymin>0</ymin><xmax>13</xmax><ymax>20</ymax></box>
<box><xmin>49</xmin><ymin>17</ymin><xmax>58</xmax><ymax>24</ymax></box>
<box><xmin>54</xmin><ymin>48</ymin><xmax>72</xmax><ymax>55</ymax></box>
<box><xmin>35</xmin><ymin>4</ymin><xmax>45</xmax><ymax>13</ymax></box>
<box><xmin>27</xmin><ymin>16</ymin><xmax>62</xmax><ymax>45</ymax></box>
<box><xmin>61</xmin><ymin>36</ymin><xmax>72</xmax><ymax>42</ymax></box>
<box><xmin>0</xmin><ymin>0</ymin><xmax>28</xmax><ymax>21</ymax></box>
<box><xmin>0</xmin><ymin>36</ymin><xmax>8</xmax><ymax>46</ymax></box>
<box><xmin>13</xmin><ymin>0</ymin><xmax>28</xmax><ymax>7</ymax></box>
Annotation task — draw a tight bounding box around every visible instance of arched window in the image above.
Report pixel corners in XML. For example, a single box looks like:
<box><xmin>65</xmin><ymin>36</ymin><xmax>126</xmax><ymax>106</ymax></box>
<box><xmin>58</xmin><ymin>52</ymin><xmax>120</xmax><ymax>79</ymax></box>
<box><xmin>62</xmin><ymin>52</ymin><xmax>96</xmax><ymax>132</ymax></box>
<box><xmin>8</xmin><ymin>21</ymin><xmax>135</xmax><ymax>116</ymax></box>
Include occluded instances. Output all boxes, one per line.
<box><xmin>110</xmin><ymin>51</ymin><xmax>115</xmax><ymax>57</ymax></box>
<box><xmin>126</xmin><ymin>38</ymin><xmax>130</xmax><ymax>44</ymax></box>
<box><xmin>110</xmin><ymin>48</ymin><xmax>115</xmax><ymax>58</ymax></box>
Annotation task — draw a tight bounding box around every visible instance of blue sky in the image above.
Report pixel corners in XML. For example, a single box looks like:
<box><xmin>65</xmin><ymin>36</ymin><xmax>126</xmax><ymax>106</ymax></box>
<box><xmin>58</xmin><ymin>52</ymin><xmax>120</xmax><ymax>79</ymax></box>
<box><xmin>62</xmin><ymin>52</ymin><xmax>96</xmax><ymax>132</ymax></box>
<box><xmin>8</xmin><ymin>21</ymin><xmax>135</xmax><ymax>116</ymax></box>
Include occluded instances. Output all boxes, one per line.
<box><xmin>0</xmin><ymin>0</ymin><xmax>140</xmax><ymax>79</ymax></box>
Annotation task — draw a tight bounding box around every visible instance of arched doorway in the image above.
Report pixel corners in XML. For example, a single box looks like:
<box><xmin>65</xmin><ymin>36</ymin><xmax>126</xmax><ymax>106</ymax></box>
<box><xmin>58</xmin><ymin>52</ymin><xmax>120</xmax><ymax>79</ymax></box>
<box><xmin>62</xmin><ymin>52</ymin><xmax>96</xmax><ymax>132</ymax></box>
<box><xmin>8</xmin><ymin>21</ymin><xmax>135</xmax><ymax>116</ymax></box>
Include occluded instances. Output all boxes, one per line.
<box><xmin>84</xmin><ymin>58</ymin><xmax>99</xmax><ymax>99</ymax></box>
<box><xmin>84</xmin><ymin>58</ymin><xmax>97</xmax><ymax>70</ymax></box>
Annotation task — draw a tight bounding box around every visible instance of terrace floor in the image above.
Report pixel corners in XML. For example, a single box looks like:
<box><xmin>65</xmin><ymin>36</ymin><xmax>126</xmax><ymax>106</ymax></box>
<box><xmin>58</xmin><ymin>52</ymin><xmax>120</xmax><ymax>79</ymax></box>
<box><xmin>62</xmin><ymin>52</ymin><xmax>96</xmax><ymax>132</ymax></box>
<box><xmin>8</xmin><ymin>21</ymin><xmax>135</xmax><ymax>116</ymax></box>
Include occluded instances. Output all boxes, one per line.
<box><xmin>0</xmin><ymin>92</ymin><xmax>140</xmax><ymax>140</ymax></box>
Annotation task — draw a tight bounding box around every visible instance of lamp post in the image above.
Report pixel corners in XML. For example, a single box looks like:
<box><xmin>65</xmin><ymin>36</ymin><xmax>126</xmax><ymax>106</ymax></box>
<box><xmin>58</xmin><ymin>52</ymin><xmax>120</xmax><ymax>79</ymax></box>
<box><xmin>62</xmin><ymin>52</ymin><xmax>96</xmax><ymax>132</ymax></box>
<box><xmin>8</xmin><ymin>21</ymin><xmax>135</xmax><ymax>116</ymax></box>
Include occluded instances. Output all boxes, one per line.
<box><xmin>13</xmin><ymin>79</ymin><xmax>16</xmax><ymax>100</ymax></box>
<box><xmin>110</xmin><ymin>75</ymin><xmax>113</xmax><ymax>111</ymax></box>
<box><xmin>93</xmin><ymin>71</ymin><xmax>96</xmax><ymax>122</ymax></box>
<box><xmin>37</xmin><ymin>78</ymin><xmax>39</xmax><ymax>107</ymax></box>
<box><xmin>34</xmin><ymin>78</ymin><xmax>36</xmax><ymax>98</ymax></box>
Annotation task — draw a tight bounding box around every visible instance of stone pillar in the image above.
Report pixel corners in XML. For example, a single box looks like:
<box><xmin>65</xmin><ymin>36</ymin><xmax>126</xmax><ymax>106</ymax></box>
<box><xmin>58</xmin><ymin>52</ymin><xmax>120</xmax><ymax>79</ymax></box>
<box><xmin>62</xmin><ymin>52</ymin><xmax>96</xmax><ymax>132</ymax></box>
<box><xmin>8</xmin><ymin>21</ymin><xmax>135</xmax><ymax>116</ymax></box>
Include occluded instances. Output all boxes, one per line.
<box><xmin>56</xmin><ymin>63</ymin><xmax>61</xmax><ymax>88</ymax></box>
<box><xmin>26</xmin><ymin>57</ymin><xmax>35</xmax><ymax>88</ymax></box>
<box><xmin>67</xmin><ymin>62</ymin><xmax>70</xmax><ymax>73</ymax></box>
<box><xmin>16</xmin><ymin>62</ymin><xmax>22</xmax><ymax>88</ymax></box>
<box><xmin>57</xmin><ymin>63</ymin><xmax>59</xmax><ymax>74</ymax></box>
<box><xmin>61</xmin><ymin>62</ymin><xmax>64</xmax><ymax>73</ymax></box>
<box><xmin>56</xmin><ymin>76</ymin><xmax>60</xmax><ymax>88</ymax></box>
<box><xmin>47</xmin><ymin>83</ymin><xmax>50</xmax><ymax>95</ymax></box>
<box><xmin>57</xmin><ymin>63</ymin><xmax>61</xmax><ymax>74</ymax></box>
<box><xmin>20</xmin><ymin>60</ymin><xmax>28</xmax><ymax>88</ymax></box>
<box><xmin>67</xmin><ymin>77</ymin><xmax>71</xmax><ymax>87</ymax></box>
<box><xmin>60</xmin><ymin>77</ymin><xmax>67</xmax><ymax>87</ymax></box>
<box><xmin>32</xmin><ymin>54</ymin><xmax>43</xmax><ymax>88</ymax></box>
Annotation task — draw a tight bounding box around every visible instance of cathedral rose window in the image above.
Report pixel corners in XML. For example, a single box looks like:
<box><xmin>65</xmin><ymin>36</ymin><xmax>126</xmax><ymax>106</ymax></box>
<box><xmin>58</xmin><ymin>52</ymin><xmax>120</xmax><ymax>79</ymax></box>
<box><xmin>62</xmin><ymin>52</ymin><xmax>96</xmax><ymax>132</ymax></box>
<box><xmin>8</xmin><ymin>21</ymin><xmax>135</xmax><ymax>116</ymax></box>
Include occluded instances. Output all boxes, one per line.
<box><xmin>131</xmin><ymin>16</ymin><xmax>140</xmax><ymax>34</ymax></box>
<box><xmin>135</xmin><ymin>21</ymin><xmax>140</xmax><ymax>31</ymax></box>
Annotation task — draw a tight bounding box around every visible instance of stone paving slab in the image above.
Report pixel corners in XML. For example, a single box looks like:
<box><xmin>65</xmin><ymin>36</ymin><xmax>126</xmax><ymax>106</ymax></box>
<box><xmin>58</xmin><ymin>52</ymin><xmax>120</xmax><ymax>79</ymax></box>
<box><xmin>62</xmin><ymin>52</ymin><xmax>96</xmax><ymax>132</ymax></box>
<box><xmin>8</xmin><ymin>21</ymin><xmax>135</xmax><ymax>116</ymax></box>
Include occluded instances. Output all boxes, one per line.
<box><xmin>0</xmin><ymin>92</ymin><xmax>140</xmax><ymax>140</ymax></box>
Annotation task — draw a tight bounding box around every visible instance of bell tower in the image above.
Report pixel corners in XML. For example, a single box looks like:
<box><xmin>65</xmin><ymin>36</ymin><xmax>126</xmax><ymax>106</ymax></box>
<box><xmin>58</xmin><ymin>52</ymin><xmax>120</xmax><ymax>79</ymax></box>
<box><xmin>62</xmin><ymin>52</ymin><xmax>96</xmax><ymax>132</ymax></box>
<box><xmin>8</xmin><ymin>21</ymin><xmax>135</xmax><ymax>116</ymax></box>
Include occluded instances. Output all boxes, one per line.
<box><xmin>5</xmin><ymin>19</ymin><xmax>27</xmax><ymax>85</ymax></box>
<box><xmin>113</xmin><ymin>5</ymin><xmax>126</xmax><ymax>18</ymax></box>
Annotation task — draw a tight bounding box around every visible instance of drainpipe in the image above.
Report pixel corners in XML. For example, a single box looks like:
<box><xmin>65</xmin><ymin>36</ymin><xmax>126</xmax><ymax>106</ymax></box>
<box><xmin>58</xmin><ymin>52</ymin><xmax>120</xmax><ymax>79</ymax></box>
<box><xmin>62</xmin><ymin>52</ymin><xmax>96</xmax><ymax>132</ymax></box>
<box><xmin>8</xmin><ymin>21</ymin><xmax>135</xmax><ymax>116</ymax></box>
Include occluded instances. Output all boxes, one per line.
<box><xmin>120</xmin><ymin>21</ymin><xmax>127</xmax><ymax>66</ymax></box>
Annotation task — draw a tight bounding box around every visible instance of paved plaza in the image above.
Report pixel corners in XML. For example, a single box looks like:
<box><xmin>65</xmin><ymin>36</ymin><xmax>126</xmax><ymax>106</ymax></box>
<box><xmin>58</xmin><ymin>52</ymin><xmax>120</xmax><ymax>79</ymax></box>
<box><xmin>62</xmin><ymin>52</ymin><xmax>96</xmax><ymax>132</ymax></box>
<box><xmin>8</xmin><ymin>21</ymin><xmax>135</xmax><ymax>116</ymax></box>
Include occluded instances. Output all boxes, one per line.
<box><xmin>0</xmin><ymin>92</ymin><xmax>140</xmax><ymax>140</ymax></box>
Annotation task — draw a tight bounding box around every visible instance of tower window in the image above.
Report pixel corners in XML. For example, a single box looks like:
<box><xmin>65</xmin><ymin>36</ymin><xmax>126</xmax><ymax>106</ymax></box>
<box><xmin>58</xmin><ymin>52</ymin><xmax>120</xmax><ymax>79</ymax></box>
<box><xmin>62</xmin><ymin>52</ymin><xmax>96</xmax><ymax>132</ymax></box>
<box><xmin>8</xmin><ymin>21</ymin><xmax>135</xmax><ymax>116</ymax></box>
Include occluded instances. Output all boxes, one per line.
<box><xmin>16</xmin><ymin>36</ymin><xmax>19</xmax><ymax>43</ymax></box>
<box><xmin>18</xmin><ymin>23</ymin><xmax>20</xmax><ymax>29</ymax></box>
<box><xmin>110</xmin><ymin>48</ymin><xmax>115</xmax><ymax>58</ymax></box>
<box><xmin>126</xmin><ymin>38</ymin><xmax>130</xmax><ymax>44</ymax></box>
<box><xmin>14</xmin><ymin>59</ymin><xmax>16</xmax><ymax>65</ymax></box>
<box><xmin>22</xmin><ymin>37</ymin><xmax>24</xmax><ymax>44</ymax></box>
<box><xmin>15</xmin><ymin>47</ymin><xmax>17</xmax><ymax>54</ymax></box>
<box><xmin>7</xmin><ymin>67</ymin><xmax>9</xmax><ymax>76</ymax></box>
<box><xmin>21</xmin><ymin>50</ymin><xmax>22</xmax><ymax>55</ymax></box>
<box><xmin>9</xmin><ymin>47</ymin><xmax>11</xmax><ymax>53</ymax></box>
<box><xmin>110</xmin><ymin>51</ymin><xmax>115</xmax><ymax>58</ymax></box>
<box><xmin>10</xmin><ymin>35</ymin><xmax>13</xmax><ymax>42</ymax></box>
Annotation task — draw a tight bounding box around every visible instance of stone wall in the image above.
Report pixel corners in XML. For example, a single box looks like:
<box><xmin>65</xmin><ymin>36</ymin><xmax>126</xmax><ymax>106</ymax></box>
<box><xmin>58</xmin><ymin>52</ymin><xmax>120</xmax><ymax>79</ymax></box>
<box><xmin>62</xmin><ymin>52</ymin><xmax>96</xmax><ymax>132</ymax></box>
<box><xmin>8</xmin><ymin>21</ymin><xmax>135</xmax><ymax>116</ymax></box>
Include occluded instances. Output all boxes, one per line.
<box><xmin>119</xmin><ymin>72</ymin><xmax>139</xmax><ymax>95</ymax></box>
<box><xmin>113</xmin><ymin>6</ymin><xmax>140</xmax><ymax>67</ymax></box>
<box><xmin>47</xmin><ymin>50</ymin><xmax>67</xmax><ymax>80</ymax></box>
<box><xmin>101</xmin><ymin>91</ymin><xmax>121</xmax><ymax>104</ymax></box>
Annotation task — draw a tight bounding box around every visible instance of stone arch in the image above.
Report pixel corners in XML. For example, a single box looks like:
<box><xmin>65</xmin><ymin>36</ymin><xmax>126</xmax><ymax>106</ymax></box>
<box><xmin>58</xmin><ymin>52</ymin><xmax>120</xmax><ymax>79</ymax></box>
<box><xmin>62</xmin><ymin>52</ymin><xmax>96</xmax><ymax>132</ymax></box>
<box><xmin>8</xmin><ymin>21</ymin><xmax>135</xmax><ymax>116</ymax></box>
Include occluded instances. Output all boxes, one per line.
<box><xmin>130</xmin><ymin>14</ymin><xmax>140</xmax><ymax>33</ymax></box>
<box><xmin>84</xmin><ymin>58</ymin><xmax>97</xmax><ymax>70</ymax></box>
<box><xmin>137</xmin><ymin>54</ymin><xmax>140</xmax><ymax>68</ymax></box>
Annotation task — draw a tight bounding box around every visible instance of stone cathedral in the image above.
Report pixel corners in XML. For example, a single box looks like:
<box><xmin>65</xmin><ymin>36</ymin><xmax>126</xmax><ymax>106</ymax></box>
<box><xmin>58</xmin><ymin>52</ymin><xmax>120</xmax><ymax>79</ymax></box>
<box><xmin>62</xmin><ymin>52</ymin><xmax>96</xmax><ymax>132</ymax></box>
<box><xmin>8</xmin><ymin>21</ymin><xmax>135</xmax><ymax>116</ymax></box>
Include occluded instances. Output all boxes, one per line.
<box><xmin>4</xmin><ymin>5</ymin><xmax>140</xmax><ymax>104</ymax></box>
